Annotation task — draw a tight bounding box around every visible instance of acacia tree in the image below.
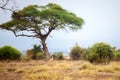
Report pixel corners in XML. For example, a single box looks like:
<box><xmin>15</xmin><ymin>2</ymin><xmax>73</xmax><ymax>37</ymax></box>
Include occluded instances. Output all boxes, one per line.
<box><xmin>0</xmin><ymin>3</ymin><xmax>84</xmax><ymax>60</ymax></box>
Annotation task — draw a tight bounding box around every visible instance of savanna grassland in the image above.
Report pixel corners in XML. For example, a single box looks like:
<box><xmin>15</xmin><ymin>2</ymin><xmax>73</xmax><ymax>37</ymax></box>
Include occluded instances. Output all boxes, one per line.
<box><xmin>0</xmin><ymin>60</ymin><xmax>120</xmax><ymax>80</ymax></box>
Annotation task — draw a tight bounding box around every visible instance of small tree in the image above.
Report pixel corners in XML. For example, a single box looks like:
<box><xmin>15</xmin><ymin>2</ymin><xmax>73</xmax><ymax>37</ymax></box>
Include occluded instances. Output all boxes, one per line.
<box><xmin>86</xmin><ymin>42</ymin><xmax>113</xmax><ymax>64</ymax></box>
<box><xmin>0</xmin><ymin>3</ymin><xmax>84</xmax><ymax>60</ymax></box>
<box><xmin>70</xmin><ymin>44</ymin><xmax>86</xmax><ymax>60</ymax></box>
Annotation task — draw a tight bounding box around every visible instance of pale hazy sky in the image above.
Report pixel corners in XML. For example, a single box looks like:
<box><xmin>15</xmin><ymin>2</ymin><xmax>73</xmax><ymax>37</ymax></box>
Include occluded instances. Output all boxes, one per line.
<box><xmin>0</xmin><ymin>0</ymin><xmax>120</xmax><ymax>54</ymax></box>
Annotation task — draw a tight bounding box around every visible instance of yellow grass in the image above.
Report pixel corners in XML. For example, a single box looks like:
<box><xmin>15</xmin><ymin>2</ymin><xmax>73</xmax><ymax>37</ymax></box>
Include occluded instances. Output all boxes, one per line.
<box><xmin>0</xmin><ymin>60</ymin><xmax>120</xmax><ymax>80</ymax></box>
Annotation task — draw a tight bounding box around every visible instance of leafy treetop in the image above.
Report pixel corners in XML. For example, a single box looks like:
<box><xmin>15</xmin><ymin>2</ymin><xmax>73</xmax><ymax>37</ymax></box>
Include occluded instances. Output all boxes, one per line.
<box><xmin>0</xmin><ymin>3</ymin><xmax>84</xmax><ymax>35</ymax></box>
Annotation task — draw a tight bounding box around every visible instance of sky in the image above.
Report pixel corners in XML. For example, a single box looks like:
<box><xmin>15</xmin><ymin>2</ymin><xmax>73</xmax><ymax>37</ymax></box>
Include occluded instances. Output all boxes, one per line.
<box><xmin>0</xmin><ymin>0</ymin><xmax>120</xmax><ymax>54</ymax></box>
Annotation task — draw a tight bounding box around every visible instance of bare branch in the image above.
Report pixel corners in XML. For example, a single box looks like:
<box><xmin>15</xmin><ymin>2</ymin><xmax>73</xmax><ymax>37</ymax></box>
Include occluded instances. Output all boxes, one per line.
<box><xmin>15</xmin><ymin>34</ymin><xmax>39</xmax><ymax>38</ymax></box>
<box><xmin>44</xmin><ymin>27</ymin><xmax>54</xmax><ymax>37</ymax></box>
<box><xmin>0</xmin><ymin>0</ymin><xmax>17</xmax><ymax>12</ymax></box>
<box><xmin>0</xmin><ymin>6</ymin><xmax>14</xmax><ymax>12</ymax></box>
<box><xmin>8</xmin><ymin>28</ymin><xmax>40</xmax><ymax>38</ymax></box>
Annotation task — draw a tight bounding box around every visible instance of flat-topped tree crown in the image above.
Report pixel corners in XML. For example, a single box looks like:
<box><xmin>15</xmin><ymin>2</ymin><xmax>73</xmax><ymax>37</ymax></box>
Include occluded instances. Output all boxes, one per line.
<box><xmin>0</xmin><ymin>3</ymin><xmax>84</xmax><ymax>60</ymax></box>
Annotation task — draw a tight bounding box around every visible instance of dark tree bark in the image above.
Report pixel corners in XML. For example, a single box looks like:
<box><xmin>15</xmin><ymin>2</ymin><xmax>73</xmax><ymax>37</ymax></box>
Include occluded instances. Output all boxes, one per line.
<box><xmin>39</xmin><ymin>27</ymin><xmax>53</xmax><ymax>60</ymax></box>
<box><xmin>41</xmin><ymin>37</ymin><xmax>50</xmax><ymax>60</ymax></box>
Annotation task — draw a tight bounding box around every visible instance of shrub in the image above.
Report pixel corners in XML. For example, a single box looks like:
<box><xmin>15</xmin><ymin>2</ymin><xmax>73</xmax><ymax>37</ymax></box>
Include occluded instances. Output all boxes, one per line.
<box><xmin>32</xmin><ymin>44</ymin><xmax>43</xmax><ymax>59</ymax></box>
<box><xmin>0</xmin><ymin>45</ymin><xmax>22</xmax><ymax>60</ymax></box>
<box><xmin>51</xmin><ymin>53</ymin><xmax>57</xmax><ymax>60</ymax></box>
<box><xmin>36</xmin><ymin>52</ymin><xmax>45</xmax><ymax>60</ymax></box>
<box><xmin>51</xmin><ymin>52</ymin><xmax>64</xmax><ymax>60</ymax></box>
<box><xmin>57</xmin><ymin>52</ymin><xmax>64</xmax><ymax>60</ymax></box>
<box><xmin>25</xmin><ymin>44</ymin><xmax>43</xmax><ymax>60</ymax></box>
<box><xmin>114</xmin><ymin>51</ymin><xmax>120</xmax><ymax>61</ymax></box>
<box><xmin>26</xmin><ymin>49</ymin><xmax>34</xmax><ymax>59</ymax></box>
<box><xmin>70</xmin><ymin>44</ymin><xmax>86</xmax><ymax>60</ymax></box>
<box><xmin>86</xmin><ymin>42</ymin><xmax>113</xmax><ymax>64</ymax></box>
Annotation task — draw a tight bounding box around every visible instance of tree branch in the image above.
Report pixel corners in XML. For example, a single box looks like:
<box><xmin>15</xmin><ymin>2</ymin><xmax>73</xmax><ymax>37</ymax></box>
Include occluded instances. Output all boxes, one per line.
<box><xmin>15</xmin><ymin>34</ymin><xmax>39</xmax><ymax>38</ymax></box>
<box><xmin>44</xmin><ymin>27</ymin><xmax>54</xmax><ymax>37</ymax></box>
<box><xmin>0</xmin><ymin>0</ymin><xmax>16</xmax><ymax>12</ymax></box>
<box><xmin>8</xmin><ymin>28</ymin><xmax>40</xmax><ymax>38</ymax></box>
<box><xmin>1</xmin><ymin>0</ymin><xmax>9</xmax><ymax>7</ymax></box>
<box><xmin>0</xmin><ymin>6</ymin><xmax>14</xmax><ymax>12</ymax></box>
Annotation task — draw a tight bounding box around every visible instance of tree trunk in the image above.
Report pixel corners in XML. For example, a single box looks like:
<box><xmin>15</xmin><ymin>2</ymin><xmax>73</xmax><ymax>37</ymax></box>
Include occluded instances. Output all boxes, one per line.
<box><xmin>41</xmin><ymin>38</ymin><xmax>50</xmax><ymax>60</ymax></box>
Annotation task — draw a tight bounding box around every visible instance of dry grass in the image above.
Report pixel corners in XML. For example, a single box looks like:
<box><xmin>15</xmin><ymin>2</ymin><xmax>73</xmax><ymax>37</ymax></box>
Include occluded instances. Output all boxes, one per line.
<box><xmin>0</xmin><ymin>60</ymin><xmax>120</xmax><ymax>80</ymax></box>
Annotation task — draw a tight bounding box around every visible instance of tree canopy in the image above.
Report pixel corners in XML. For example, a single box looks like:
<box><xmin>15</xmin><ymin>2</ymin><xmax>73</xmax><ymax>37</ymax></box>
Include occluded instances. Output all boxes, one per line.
<box><xmin>1</xmin><ymin>3</ymin><xmax>84</xmax><ymax>33</ymax></box>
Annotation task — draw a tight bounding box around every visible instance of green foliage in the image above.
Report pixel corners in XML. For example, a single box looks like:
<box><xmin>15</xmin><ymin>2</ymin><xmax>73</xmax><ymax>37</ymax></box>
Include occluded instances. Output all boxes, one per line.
<box><xmin>0</xmin><ymin>3</ymin><xmax>84</xmax><ymax>32</ymax></box>
<box><xmin>16</xmin><ymin>5</ymin><xmax>40</xmax><ymax>17</ymax></box>
<box><xmin>86</xmin><ymin>42</ymin><xmax>113</xmax><ymax>64</ymax></box>
<box><xmin>57</xmin><ymin>52</ymin><xmax>64</xmax><ymax>60</ymax></box>
<box><xmin>0</xmin><ymin>46</ymin><xmax>22</xmax><ymax>60</ymax></box>
<box><xmin>113</xmin><ymin>51</ymin><xmax>120</xmax><ymax>61</ymax></box>
<box><xmin>51</xmin><ymin>53</ymin><xmax>57</xmax><ymax>59</ymax></box>
<box><xmin>51</xmin><ymin>52</ymin><xmax>64</xmax><ymax>60</ymax></box>
<box><xmin>70</xmin><ymin>44</ymin><xmax>86</xmax><ymax>60</ymax></box>
<box><xmin>26</xmin><ymin>44</ymin><xmax>43</xmax><ymax>60</ymax></box>
<box><xmin>32</xmin><ymin>44</ymin><xmax>43</xmax><ymax>59</ymax></box>
<box><xmin>38</xmin><ymin>3</ymin><xmax>84</xmax><ymax>30</ymax></box>
<box><xmin>36</xmin><ymin>52</ymin><xmax>45</xmax><ymax>60</ymax></box>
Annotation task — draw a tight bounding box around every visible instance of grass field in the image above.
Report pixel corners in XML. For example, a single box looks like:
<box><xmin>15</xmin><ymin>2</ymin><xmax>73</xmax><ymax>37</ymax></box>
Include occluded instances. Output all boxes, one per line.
<box><xmin>0</xmin><ymin>60</ymin><xmax>120</xmax><ymax>80</ymax></box>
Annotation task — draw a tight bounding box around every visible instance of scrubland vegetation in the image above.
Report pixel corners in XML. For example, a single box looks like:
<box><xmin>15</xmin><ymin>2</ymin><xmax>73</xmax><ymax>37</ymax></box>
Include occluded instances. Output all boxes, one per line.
<box><xmin>0</xmin><ymin>42</ymin><xmax>120</xmax><ymax>80</ymax></box>
<box><xmin>0</xmin><ymin>2</ymin><xmax>120</xmax><ymax>80</ymax></box>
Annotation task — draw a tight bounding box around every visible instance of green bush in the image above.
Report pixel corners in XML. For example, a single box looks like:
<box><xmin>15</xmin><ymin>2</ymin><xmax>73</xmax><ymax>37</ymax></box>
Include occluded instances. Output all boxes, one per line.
<box><xmin>0</xmin><ymin>46</ymin><xmax>22</xmax><ymax>60</ymax></box>
<box><xmin>51</xmin><ymin>52</ymin><xmax>64</xmax><ymax>60</ymax></box>
<box><xmin>57</xmin><ymin>52</ymin><xmax>64</xmax><ymax>60</ymax></box>
<box><xmin>114</xmin><ymin>51</ymin><xmax>120</xmax><ymax>61</ymax></box>
<box><xmin>70</xmin><ymin>44</ymin><xmax>86</xmax><ymax>60</ymax></box>
<box><xmin>51</xmin><ymin>53</ymin><xmax>57</xmax><ymax>59</ymax></box>
<box><xmin>86</xmin><ymin>42</ymin><xmax>113</xmax><ymax>64</ymax></box>
<box><xmin>36</xmin><ymin>52</ymin><xmax>45</xmax><ymax>60</ymax></box>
